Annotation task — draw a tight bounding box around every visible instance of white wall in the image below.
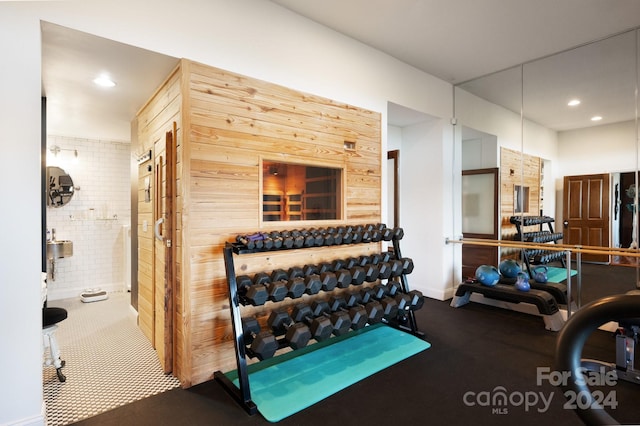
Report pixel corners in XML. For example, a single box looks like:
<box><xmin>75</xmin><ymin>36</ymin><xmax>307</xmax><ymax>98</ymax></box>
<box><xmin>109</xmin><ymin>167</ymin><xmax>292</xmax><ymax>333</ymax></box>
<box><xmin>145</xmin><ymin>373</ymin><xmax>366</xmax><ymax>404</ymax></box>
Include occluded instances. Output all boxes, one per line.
<box><xmin>399</xmin><ymin>119</ymin><xmax>460</xmax><ymax>299</ymax></box>
<box><xmin>556</xmin><ymin>120</ymin><xmax>638</xmax><ymax>175</ymax></box>
<box><xmin>46</xmin><ymin>136</ymin><xmax>131</xmax><ymax>300</ymax></box>
<box><xmin>0</xmin><ymin>5</ymin><xmax>44</xmax><ymax>425</ymax></box>
<box><xmin>0</xmin><ymin>1</ymin><xmax>454</xmax><ymax>424</ymax></box>
<box><xmin>553</xmin><ymin>120</ymin><xmax>638</xmax><ymax>228</ymax></box>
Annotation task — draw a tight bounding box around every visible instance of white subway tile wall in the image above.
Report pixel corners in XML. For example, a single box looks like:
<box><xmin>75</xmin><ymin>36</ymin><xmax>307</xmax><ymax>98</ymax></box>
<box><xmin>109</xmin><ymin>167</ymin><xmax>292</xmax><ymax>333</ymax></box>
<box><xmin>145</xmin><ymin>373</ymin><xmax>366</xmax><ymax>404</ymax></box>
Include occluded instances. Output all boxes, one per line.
<box><xmin>46</xmin><ymin>136</ymin><xmax>132</xmax><ymax>300</ymax></box>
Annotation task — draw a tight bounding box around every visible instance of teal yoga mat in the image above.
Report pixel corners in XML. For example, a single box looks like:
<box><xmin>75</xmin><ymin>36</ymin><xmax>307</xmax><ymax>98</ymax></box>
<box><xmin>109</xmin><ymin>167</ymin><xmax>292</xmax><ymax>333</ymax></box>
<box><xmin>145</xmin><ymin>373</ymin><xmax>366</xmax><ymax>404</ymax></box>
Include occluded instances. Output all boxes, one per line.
<box><xmin>228</xmin><ymin>324</ymin><xmax>430</xmax><ymax>422</ymax></box>
<box><xmin>544</xmin><ymin>266</ymin><xmax>577</xmax><ymax>283</ymax></box>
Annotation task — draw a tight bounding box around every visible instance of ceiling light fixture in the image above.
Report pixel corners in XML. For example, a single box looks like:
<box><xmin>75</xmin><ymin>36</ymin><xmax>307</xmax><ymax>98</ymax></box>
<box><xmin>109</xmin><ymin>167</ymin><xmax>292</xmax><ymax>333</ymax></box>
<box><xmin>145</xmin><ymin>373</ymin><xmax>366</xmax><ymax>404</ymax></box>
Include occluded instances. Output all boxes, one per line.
<box><xmin>567</xmin><ymin>99</ymin><xmax>581</xmax><ymax>106</ymax></box>
<box><xmin>591</xmin><ymin>116</ymin><xmax>603</xmax><ymax>122</ymax></box>
<box><xmin>93</xmin><ymin>75</ymin><xmax>116</xmax><ymax>88</ymax></box>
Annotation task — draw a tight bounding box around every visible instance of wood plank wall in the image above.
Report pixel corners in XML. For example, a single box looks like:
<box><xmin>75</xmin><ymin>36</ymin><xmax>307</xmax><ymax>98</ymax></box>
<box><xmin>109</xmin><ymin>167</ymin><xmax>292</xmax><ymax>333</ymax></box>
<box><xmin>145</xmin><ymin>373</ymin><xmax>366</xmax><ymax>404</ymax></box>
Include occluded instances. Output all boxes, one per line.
<box><xmin>500</xmin><ymin>147</ymin><xmax>541</xmax><ymax>258</ymax></box>
<box><xmin>139</xmin><ymin>59</ymin><xmax>382</xmax><ymax>387</ymax></box>
<box><xmin>136</xmin><ymin>65</ymin><xmax>183</xmax><ymax>376</ymax></box>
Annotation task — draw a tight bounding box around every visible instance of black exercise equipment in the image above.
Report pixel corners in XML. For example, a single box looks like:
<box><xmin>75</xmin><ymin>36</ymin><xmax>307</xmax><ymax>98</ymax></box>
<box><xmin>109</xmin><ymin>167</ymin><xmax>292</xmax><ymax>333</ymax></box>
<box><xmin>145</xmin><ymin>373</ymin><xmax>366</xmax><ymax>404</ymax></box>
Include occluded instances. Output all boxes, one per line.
<box><xmin>451</xmin><ymin>280</ymin><xmax>563</xmax><ymax>331</ymax></box>
<box><xmin>555</xmin><ymin>294</ymin><xmax>640</xmax><ymax>425</ymax></box>
<box><xmin>241</xmin><ymin>317</ymin><xmax>278</xmax><ymax>360</ymax></box>
<box><xmin>217</xmin><ymin>225</ymin><xmax>424</xmax><ymax>416</ymax></box>
<box><xmin>361</xmin><ymin>286</ymin><xmax>399</xmax><ymax>319</ymax></box>
<box><xmin>269</xmin><ymin>269</ymin><xmax>306</xmax><ymax>300</ymax></box>
<box><xmin>267</xmin><ymin>310</ymin><xmax>311</xmax><ymax>350</ymax></box>
<box><xmin>337</xmin><ymin>292</ymin><xmax>385</xmax><ymax>325</ymax></box>
<box><xmin>254</xmin><ymin>272</ymin><xmax>288</xmax><ymax>302</ymax></box>
<box><xmin>291</xmin><ymin>304</ymin><xmax>334</xmax><ymax>342</ymax></box>
<box><xmin>235</xmin><ymin>274</ymin><xmax>269</xmax><ymax>306</ymax></box>
<box><xmin>311</xmin><ymin>300</ymin><xmax>352</xmax><ymax>336</ymax></box>
<box><xmin>328</xmin><ymin>296</ymin><xmax>368</xmax><ymax>330</ymax></box>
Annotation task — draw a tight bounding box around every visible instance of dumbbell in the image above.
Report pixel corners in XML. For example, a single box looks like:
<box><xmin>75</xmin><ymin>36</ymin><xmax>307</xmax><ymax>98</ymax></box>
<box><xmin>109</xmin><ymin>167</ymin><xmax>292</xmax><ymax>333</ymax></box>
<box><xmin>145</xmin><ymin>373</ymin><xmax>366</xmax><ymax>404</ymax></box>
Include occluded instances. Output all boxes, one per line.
<box><xmin>270</xmin><ymin>269</ymin><xmax>306</xmax><ymax>299</ymax></box>
<box><xmin>328</xmin><ymin>296</ymin><xmax>368</xmax><ymax>330</ymax></box>
<box><xmin>298</xmin><ymin>268</ymin><xmax>322</xmax><ymax>295</ymax></box>
<box><xmin>254</xmin><ymin>272</ymin><xmax>288</xmax><ymax>302</ymax></box>
<box><xmin>398</xmin><ymin>257</ymin><xmax>414</xmax><ymax>274</ymax></box>
<box><xmin>373</xmin><ymin>281</ymin><xmax>424</xmax><ymax>311</ymax></box>
<box><xmin>342</xmin><ymin>258</ymin><xmax>367</xmax><ymax>285</ymax></box>
<box><xmin>344</xmin><ymin>291</ymin><xmax>384</xmax><ymax>324</ymax></box>
<box><xmin>236</xmin><ymin>233</ymin><xmax>261</xmax><ymax>250</ymax></box>
<box><xmin>241</xmin><ymin>232</ymin><xmax>272</xmax><ymax>249</ymax></box>
<box><xmin>267</xmin><ymin>231</ymin><xmax>284</xmax><ymax>249</ymax></box>
<box><xmin>267</xmin><ymin>309</ymin><xmax>311</xmax><ymax>350</ymax></box>
<box><xmin>391</xmin><ymin>227</ymin><xmax>404</xmax><ymax>240</ymax></box>
<box><xmin>361</xmin><ymin>286</ymin><xmax>399</xmax><ymax>319</ymax></box>
<box><xmin>311</xmin><ymin>300</ymin><xmax>352</xmax><ymax>336</ymax></box>
<box><xmin>319</xmin><ymin>269</ymin><xmax>338</xmax><ymax>291</ymax></box>
<box><xmin>241</xmin><ymin>316</ymin><xmax>278</xmax><ymax>360</ymax></box>
<box><xmin>291</xmin><ymin>304</ymin><xmax>334</xmax><ymax>342</ymax></box>
<box><xmin>235</xmin><ymin>274</ymin><xmax>269</xmax><ymax>306</ymax></box>
<box><xmin>329</xmin><ymin>260</ymin><xmax>353</xmax><ymax>289</ymax></box>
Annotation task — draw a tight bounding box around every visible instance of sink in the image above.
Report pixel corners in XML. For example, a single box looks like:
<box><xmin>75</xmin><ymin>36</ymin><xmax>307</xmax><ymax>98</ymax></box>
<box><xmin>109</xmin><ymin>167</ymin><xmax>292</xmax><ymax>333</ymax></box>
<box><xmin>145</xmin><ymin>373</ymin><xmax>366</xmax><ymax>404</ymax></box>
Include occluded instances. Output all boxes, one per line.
<box><xmin>47</xmin><ymin>240</ymin><xmax>73</xmax><ymax>259</ymax></box>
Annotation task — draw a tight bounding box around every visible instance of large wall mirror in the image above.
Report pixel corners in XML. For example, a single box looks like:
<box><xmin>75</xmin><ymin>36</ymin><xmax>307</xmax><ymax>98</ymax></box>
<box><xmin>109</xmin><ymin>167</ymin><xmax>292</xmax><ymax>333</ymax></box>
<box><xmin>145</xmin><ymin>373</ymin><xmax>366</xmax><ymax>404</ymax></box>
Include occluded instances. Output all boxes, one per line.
<box><xmin>454</xmin><ymin>28</ymin><xmax>640</xmax><ymax>305</ymax></box>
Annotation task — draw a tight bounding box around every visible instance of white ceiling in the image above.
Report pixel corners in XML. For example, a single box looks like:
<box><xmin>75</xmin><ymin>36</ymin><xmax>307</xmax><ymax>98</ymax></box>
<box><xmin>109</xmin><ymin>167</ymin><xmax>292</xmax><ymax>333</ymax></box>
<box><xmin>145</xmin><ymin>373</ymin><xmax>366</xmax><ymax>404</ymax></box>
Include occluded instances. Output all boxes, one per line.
<box><xmin>271</xmin><ymin>0</ymin><xmax>640</xmax><ymax>84</ymax></box>
<box><xmin>42</xmin><ymin>22</ymin><xmax>179</xmax><ymax>141</ymax></box>
<box><xmin>41</xmin><ymin>1</ymin><xmax>640</xmax><ymax>141</ymax></box>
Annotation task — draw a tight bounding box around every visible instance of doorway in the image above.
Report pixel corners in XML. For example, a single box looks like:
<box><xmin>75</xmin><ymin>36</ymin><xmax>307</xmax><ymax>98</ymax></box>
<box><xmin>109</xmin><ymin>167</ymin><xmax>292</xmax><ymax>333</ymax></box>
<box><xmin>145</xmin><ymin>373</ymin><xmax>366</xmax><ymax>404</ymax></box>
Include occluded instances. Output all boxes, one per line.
<box><xmin>387</xmin><ymin>150</ymin><xmax>399</xmax><ymax>228</ymax></box>
<box><xmin>41</xmin><ymin>20</ymin><xmax>181</xmax><ymax>420</ymax></box>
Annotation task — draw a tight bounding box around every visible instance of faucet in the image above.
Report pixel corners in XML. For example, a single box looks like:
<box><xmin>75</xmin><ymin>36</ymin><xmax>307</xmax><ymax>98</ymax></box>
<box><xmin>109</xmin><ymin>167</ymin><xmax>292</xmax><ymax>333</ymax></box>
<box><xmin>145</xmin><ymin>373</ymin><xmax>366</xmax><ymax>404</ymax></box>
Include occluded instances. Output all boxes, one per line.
<box><xmin>51</xmin><ymin>228</ymin><xmax>56</xmax><ymax>241</ymax></box>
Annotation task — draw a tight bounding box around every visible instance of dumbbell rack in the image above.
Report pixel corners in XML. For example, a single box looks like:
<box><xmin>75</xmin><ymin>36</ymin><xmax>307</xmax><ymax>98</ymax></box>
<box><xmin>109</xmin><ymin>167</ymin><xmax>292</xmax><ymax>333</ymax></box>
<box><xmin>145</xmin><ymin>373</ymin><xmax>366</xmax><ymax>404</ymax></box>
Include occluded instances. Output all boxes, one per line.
<box><xmin>213</xmin><ymin>225</ymin><xmax>423</xmax><ymax>416</ymax></box>
<box><xmin>510</xmin><ymin>215</ymin><xmax>566</xmax><ymax>277</ymax></box>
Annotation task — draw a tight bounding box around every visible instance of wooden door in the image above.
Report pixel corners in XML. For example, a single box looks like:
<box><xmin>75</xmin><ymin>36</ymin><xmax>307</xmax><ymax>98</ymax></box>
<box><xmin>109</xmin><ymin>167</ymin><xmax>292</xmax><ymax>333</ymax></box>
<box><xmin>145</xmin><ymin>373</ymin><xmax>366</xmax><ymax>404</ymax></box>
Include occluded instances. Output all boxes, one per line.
<box><xmin>138</xmin><ymin>124</ymin><xmax>176</xmax><ymax>374</ymax></box>
<box><xmin>563</xmin><ymin>173</ymin><xmax>610</xmax><ymax>262</ymax></box>
<box><xmin>154</xmin><ymin>126</ymin><xmax>176</xmax><ymax>373</ymax></box>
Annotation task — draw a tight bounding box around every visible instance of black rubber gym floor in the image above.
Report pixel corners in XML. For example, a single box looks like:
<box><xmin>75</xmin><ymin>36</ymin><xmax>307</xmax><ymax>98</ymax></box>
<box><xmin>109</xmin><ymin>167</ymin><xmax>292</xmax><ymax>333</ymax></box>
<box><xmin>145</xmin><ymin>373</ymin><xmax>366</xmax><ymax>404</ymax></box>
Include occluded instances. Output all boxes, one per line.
<box><xmin>73</xmin><ymin>263</ymin><xmax>640</xmax><ymax>426</ymax></box>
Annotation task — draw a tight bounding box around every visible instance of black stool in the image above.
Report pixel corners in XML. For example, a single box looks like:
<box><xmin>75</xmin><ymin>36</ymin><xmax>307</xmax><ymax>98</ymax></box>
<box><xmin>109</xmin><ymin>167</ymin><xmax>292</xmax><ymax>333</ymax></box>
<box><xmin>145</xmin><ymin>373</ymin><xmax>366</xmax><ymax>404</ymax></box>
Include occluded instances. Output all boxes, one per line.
<box><xmin>43</xmin><ymin>307</ymin><xmax>68</xmax><ymax>382</ymax></box>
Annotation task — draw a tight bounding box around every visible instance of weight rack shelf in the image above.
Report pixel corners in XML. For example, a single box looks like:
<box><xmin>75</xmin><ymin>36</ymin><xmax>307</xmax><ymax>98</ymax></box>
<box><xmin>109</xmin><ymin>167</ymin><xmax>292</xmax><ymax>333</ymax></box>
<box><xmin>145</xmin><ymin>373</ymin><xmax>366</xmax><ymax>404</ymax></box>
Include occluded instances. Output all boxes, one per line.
<box><xmin>510</xmin><ymin>215</ymin><xmax>566</xmax><ymax>277</ymax></box>
<box><xmin>214</xmin><ymin>224</ymin><xmax>423</xmax><ymax>416</ymax></box>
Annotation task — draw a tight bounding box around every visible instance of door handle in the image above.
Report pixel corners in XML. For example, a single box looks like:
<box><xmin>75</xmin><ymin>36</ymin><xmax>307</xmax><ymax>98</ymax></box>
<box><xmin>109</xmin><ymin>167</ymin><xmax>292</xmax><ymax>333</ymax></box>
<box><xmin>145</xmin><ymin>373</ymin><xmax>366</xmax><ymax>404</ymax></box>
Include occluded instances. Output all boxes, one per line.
<box><xmin>154</xmin><ymin>218</ymin><xmax>164</xmax><ymax>241</ymax></box>
<box><xmin>563</xmin><ymin>220</ymin><xmax>569</xmax><ymax>228</ymax></box>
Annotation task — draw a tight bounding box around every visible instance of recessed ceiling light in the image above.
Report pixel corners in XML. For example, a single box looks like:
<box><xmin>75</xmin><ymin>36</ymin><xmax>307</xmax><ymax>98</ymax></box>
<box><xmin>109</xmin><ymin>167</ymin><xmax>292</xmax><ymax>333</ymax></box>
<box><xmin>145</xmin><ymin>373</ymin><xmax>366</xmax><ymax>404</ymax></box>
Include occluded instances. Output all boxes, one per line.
<box><xmin>591</xmin><ymin>115</ymin><xmax>602</xmax><ymax>122</ymax></box>
<box><xmin>567</xmin><ymin>99</ymin><xmax>581</xmax><ymax>106</ymax></box>
<box><xmin>93</xmin><ymin>75</ymin><xmax>116</xmax><ymax>88</ymax></box>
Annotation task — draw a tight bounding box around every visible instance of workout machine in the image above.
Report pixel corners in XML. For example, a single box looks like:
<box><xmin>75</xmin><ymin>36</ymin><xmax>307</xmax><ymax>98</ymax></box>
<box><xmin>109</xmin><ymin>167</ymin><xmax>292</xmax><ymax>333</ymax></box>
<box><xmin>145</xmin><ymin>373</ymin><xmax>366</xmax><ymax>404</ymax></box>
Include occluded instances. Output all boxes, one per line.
<box><xmin>214</xmin><ymin>224</ymin><xmax>425</xmax><ymax>415</ymax></box>
<box><xmin>582</xmin><ymin>316</ymin><xmax>640</xmax><ymax>385</ymax></box>
<box><xmin>555</xmin><ymin>293</ymin><xmax>640</xmax><ymax>425</ymax></box>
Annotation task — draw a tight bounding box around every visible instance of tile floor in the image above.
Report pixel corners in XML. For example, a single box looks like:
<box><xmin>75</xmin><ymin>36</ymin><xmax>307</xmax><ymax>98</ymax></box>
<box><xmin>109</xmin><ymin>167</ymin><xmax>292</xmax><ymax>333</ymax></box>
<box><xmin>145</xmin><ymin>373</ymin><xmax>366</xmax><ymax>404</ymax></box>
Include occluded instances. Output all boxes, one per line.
<box><xmin>43</xmin><ymin>292</ymin><xmax>180</xmax><ymax>425</ymax></box>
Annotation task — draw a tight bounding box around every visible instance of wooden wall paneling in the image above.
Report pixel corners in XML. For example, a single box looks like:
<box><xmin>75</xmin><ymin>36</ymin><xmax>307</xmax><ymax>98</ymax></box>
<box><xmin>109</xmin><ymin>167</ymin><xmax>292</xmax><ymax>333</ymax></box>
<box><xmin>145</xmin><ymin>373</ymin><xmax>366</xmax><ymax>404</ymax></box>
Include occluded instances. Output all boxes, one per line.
<box><xmin>181</xmin><ymin>61</ymin><xmax>381</xmax><ymax>385</ymax></box>
<box><xmin>499</xmin><ymin>147</ymin><xmax>541</xmax><ymax>259</ymax></box>
<box><xmin>137</xmin><ymin>58</ymin><xmax>381</xmax><ymax>387</ymax></box>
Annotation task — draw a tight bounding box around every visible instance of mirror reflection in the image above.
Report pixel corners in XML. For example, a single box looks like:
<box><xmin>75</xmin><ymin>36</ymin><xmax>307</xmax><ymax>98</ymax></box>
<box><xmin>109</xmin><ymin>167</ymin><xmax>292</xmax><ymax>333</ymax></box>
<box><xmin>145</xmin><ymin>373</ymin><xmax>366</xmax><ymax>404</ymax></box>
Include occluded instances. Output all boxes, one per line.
<box><xmin>262</xmin><ymin>161</ymin><xmax>342</xmax><ymax>222</ymax></box>
<box><xmin>46</xmin><ymin>166</ymin><xmax>75</xmax><ymax>207</ymax></box>
<box><xmin>455</xmin><ymin>28</ymin><xmax>640</xmax><ymax>304</ymax></box>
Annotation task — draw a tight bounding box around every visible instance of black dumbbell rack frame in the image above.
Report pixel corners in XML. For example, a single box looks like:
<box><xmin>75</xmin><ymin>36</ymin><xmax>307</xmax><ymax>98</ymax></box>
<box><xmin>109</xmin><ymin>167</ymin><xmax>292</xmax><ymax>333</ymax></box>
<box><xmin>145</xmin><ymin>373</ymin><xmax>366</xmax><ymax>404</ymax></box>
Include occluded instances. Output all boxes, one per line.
<box><xmin>213</xmin><ymin>226</ymin><xmax>423</xmax><ymax>415</ymax></box>
<box><xmin>510</xmin><ymin>215</ymin><xmax>566</xmax><ymax>277</ymax></box>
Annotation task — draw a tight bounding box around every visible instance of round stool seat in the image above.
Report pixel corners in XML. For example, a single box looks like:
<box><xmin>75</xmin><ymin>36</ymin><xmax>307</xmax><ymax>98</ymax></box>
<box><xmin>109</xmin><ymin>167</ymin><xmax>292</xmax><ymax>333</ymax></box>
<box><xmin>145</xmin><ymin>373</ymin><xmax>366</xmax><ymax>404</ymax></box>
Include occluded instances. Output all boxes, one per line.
<box><xmin>43</xmin><ymin>307</ymin><xmax>68</xmax><ymax>327</ymax></box>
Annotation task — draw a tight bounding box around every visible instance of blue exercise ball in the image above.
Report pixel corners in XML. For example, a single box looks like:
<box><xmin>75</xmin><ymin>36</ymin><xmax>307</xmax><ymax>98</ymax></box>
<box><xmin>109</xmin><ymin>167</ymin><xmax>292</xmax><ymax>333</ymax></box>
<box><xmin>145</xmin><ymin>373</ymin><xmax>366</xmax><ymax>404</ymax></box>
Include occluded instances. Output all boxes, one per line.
<box><xmin>499</xmin><ymin>259</ymin><xmax>521</xmax><ymax>278</ymax></box>
<box><xmin>475</xmin><ymin>265</ymin><xmax>500</xmax><ymax>287</ymax></box>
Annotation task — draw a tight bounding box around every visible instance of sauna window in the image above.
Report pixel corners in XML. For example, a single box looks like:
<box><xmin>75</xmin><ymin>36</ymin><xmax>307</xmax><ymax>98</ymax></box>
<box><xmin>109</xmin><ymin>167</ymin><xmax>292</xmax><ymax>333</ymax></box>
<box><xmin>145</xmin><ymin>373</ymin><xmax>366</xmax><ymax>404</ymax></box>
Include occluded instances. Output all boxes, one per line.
<box><xmin>262</xmin><ymin>161</ymin><xmax>342</xmax><ymax>221</ymax></box>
